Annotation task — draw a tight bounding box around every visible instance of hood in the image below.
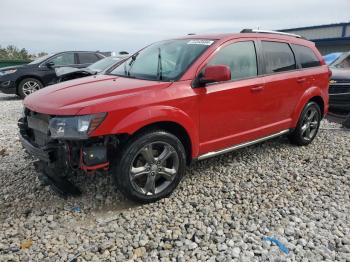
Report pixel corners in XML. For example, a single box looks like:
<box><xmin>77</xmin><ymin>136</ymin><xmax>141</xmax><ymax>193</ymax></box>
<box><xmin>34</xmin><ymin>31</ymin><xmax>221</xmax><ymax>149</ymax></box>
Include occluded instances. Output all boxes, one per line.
<box><xmin>330</xmin><ymin>67</ymin><xmax>350</xmax><ymax>81</ymax></box>
<box><xmin>0</xmin><ymin>64</ymin><xmax>29</xmax><ymax>71</ymax></box>
<box><xmin>24</xmin><ymin>75</ymin><xmax>172</xmax><ymax>115</ymax></box>
<box><xmin>55</xmin><ymin>67</ymin><xmax>96</xmax><ymax>77</ymax></box>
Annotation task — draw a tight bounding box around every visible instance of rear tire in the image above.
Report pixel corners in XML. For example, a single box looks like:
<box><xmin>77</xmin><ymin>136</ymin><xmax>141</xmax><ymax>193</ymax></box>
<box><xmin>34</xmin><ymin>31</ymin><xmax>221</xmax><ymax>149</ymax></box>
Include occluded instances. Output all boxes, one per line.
<box><xmin>18</xmin><ymin>78</ymin><xmax>43</xmax><ymax>98</ymax></box>
<box><xmin>113</xmin><ymin>130</ymin><xmax>186</xmax><ymax>203</ymax></box>
<box><xmin>288</xmin><ymin>101</ymin><xmax>321</xmax><ymax>146</ymax></box>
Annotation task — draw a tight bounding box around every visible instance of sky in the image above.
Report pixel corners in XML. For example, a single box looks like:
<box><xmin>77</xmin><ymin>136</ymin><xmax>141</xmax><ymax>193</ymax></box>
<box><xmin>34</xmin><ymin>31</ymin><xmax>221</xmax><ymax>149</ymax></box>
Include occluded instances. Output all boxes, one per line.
<box><xmin>0</xmin><ymin>0</ymin><xmax>349</xmax><ymax>54</ymax></box>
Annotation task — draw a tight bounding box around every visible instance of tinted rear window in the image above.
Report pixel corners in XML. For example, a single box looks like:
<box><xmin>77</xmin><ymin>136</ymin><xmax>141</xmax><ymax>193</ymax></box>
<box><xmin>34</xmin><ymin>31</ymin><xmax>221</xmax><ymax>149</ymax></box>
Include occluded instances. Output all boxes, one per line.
<box><xmin>262</xmin><ymin>41</ymin><xmax>296</xmax><ymax>74</ymax></box>
<box><xmin>292</xmin><ymin>44</ymin><xmax>321</xmax><ymax>68</ymax></box>
<box><xmin>78</xmin><ymin>53</ymin><xmax>100</xmax><ymax>64</ymax></box>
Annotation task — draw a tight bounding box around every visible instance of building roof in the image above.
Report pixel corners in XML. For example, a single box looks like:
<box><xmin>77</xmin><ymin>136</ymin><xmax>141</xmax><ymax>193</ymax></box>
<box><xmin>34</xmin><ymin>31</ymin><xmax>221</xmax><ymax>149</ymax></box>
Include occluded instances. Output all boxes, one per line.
<box><xmin>279</xmin><ymin>22</ymin><xmax>350</xmax><ymax>41</ymax></box>
<box><xmin>280</xmin><ymin>22</ymin><xmax>350</xmax><ymax>32</ymax></box>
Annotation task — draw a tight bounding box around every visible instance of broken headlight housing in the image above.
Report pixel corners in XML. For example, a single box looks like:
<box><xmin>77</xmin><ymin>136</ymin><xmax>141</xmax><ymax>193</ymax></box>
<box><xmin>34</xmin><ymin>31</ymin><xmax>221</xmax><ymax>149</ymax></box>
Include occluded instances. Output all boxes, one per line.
<box><xmin>49</xmin><ymin>113</ymin><xmax>106</xmax><ymax>139</ymax></box>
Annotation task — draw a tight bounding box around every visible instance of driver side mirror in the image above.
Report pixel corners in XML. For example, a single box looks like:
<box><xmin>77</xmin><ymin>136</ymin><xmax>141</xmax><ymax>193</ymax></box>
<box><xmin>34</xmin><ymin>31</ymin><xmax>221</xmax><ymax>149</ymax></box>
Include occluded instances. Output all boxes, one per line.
<box><xmin>45</xmin><ymin>61</ymin><xmax>55</xmax><ymax>68</ymax></box>
<box><xmin>197</xmin><ymin>65</ymin><xmax>231</xmax><ymax>87</ymax></box>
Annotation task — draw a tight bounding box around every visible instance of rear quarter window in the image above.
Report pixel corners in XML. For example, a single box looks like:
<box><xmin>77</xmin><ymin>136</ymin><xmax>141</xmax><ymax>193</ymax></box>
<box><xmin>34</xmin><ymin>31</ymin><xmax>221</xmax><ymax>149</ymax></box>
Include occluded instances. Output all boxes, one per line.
<box><xmin>261</xmin><ymin>41</ymin><xmax>296</xmax><ymax>74</ymax></box>
<box><xmin>78</xmin><ymin>53</ymin><xmax>101</xmax><ymax>64</ymax></box>
<box><xmin>292</xmin><ymin>44</ymin><xmax>321</xmax><ymax>68</ymax></box>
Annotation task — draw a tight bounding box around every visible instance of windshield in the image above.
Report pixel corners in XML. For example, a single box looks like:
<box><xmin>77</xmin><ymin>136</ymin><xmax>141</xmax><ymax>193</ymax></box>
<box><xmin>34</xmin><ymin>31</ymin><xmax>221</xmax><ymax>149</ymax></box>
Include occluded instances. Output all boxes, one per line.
<box><xmin>29</xmin><ymin>54</ymin><xmax>51</xmax><ymax>65</ymax></box>
<box><xmin>88</xmin><ymin>56</ymin><xmax>123</xmax><ymax>72</ymax></box>
<box><xmin>109</xmin><ymin>39</ymin><xmax>214</xmax><ymax>81</ymax></box>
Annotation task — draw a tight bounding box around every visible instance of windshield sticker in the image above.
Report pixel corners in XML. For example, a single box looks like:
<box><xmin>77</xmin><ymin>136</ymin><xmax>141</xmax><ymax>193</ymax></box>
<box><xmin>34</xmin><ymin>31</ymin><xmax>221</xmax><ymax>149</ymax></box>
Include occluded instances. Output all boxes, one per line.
<box><xmin>187</xmin><ymin>40</ymin><xmax>214</xmax><ymax>46</ymax></box>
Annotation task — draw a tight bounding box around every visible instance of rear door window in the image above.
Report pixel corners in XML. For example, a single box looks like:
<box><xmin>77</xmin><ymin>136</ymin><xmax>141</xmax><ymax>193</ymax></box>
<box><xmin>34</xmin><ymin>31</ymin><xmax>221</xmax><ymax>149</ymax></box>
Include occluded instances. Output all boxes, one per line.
<box><xmin>78</xmin><ymin>53</ymin><xmax>100</xmax><ymax>64</ymax></box>
<box><xmin>207</xmin><ymin>41</ymin><xmax>258</xmax><ymax>81</ymax></box>
<box><xmin>292</xmin><ymin>44</ymin><xmax>321</xmax><ymax>68</ymax></box>
<box><xmin>261</xmin><ymin>41</ymin><xmax>296</xmax><ymax>74</ymax></box>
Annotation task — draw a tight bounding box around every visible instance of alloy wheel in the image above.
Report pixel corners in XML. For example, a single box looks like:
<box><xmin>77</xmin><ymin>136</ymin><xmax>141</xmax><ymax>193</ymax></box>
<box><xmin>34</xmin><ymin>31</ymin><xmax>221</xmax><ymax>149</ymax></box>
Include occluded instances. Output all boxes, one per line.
<box><xmin>300</xmin><ymin>107</ymin><xmax>320</xmax><ymax>141</ymax></box>
<box><xmin>22</xmin><ymin>81</ymin><xmax>41</xmax><ymax>96</ymax></box>
<box><xmin>129</xmin><ymin>141</ymin><xmax>179</xmax><ymax>195</ymax></box>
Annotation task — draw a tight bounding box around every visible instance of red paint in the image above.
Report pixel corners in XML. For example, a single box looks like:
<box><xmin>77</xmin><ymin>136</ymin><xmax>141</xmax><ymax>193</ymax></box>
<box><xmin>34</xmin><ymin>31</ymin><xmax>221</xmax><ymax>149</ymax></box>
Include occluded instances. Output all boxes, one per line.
<box><xmin>24</xmin><ymin>33</ymin><xmax>329</xmax><ymax>160</ymax></box>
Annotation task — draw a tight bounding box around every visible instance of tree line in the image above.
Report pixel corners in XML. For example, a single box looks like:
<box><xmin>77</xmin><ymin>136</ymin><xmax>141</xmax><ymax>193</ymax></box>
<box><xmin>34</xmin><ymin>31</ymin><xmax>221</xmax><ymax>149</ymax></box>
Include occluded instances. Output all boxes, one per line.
<box><xmin>0</xmin><ymin>45</ymin><xmax>47</xmax><ymax>60</ymax></box>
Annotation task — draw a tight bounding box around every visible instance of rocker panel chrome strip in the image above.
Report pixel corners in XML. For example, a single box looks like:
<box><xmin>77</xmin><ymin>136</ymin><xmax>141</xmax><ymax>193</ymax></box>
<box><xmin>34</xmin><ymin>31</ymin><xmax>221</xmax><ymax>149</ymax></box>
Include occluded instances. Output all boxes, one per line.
<box><xmin>197</xmin><ymin>129</ymin><xmax>290</xmax><ymax>161</ymax></box>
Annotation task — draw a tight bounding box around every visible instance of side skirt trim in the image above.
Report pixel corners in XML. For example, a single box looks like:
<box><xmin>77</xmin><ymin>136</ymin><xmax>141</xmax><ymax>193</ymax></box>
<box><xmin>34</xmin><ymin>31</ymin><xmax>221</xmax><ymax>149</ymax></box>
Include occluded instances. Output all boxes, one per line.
<box><xmin>197</xmin><ymin>129</ymin><xmax>290</xmax><ymax>161</ymax></box>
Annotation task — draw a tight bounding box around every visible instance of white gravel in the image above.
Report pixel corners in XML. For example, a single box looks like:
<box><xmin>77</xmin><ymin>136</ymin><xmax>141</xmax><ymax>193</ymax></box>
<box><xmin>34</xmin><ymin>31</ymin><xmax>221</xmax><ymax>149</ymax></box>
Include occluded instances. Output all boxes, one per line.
<box><xmin>0</xmin><ymin>92</ymin><xmax>349</xmax><ymax>261</ymax></box>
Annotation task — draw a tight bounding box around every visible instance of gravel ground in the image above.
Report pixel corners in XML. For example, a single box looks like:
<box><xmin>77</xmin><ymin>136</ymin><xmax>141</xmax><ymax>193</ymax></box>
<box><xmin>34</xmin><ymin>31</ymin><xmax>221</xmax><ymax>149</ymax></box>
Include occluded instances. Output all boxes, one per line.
<box><xmin>0</xmin><ymin>92</ymin><xmax>349</xmax><ymax>262</ymax></box>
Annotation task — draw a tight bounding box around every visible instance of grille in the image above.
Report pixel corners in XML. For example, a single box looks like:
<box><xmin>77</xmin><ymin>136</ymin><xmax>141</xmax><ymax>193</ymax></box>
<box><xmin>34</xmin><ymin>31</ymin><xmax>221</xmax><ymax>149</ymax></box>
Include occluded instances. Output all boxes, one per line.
<box><xmin>329</xmin><ymin>84</ymin><xmax>350</xmax><ymax>94</ymax></box>
<box><xmin>25</xmin><ymin>110</ymin><xmax>51</xmax><ymax>146</ymax></box>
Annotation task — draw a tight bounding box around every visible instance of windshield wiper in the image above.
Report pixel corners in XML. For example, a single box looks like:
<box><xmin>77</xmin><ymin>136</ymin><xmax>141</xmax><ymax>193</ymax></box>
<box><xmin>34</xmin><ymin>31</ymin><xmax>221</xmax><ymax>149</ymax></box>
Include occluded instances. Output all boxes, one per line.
<box><xmin>126</xmin><ymin>52</ymin><xmax>139</xmax><ymax>76</ymax></box>
<box><xmin>157</xmin><ymin>48</ymin><xmax>163</xmax><ymax>80</ymax></box>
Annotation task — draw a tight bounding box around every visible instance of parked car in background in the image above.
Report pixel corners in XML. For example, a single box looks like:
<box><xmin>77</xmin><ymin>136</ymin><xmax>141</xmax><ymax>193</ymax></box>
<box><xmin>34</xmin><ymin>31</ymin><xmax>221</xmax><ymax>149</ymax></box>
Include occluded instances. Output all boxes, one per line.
<box><xmin>323</xmin><ymin>52</ymin><xmax>342</xmax><ymax>65</ymax></box>
<box><xmin>325</xmin><ymin>52</ymin><xmax>350</xmax><ymax>112</ymax></box>
<box><xmin>56</xmin><ymin>55</ymin><xmax>128</xmax><ymax>83</ymax></box>
<box><xmin>0</xmin><ymin>51</ymin><xmax>105</xmax><ymax>98</ymax></box>
<box><xmin>19</xmin><ymin>30</ymin><xmax>329</xmax><ymax>203</ymax></box>
<box><xmin>327</xmin><ymin>52</ymin><xmax>350</xmax><ymax>69</ymax></box>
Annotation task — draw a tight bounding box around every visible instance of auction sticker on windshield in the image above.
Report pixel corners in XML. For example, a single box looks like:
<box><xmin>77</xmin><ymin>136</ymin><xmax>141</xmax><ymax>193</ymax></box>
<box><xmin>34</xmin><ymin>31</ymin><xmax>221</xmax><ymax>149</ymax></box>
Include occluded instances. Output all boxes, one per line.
<box><xmin>187</xmin><ymin>40</ymin><xmax>214</xmax><ymax>45</ymax></box>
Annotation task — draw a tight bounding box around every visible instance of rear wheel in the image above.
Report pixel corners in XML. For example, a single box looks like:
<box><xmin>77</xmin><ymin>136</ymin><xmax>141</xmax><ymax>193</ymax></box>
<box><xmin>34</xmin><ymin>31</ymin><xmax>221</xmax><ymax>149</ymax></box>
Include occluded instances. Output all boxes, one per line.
<box><xmin>113</xmin><ymin>130</ymin><xmax>186</xmax><ymax>203</ymax></box>
<box><xmin>288</xmin><ymin>101</ymin><xmax>321</xmax><ymax>146</ymax></box>
<box><xmin>18</xmin><ymin>78</ymin><xmax>43</xmax><ymax>98</ymax></box>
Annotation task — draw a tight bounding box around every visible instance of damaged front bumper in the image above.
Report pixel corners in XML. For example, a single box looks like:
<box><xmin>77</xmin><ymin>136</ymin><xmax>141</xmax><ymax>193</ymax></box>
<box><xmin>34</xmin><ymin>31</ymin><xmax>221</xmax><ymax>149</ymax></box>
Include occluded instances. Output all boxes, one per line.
<box><xmin>18</xmin><ymin>110</ymin><xmax>117</xmax><ymax>197</ymax></box>
<box><xmin>18</xmin><ymin>110</ymin><xmax>118</xmax><ymax>197</ymax></box>
<box><xmin>19</xmin><ymin>132</ymin><xmax>52</xmax><ymax>162</ymax></box>
<box><xmin>18</xmin><ymin>110</ymin><xmax>113</xmax><ymax>170</ymax></box>
<box><xmin>18</xmin><ymin>116</ymin><xmax>59</xmax><ymax>163</ymax></box>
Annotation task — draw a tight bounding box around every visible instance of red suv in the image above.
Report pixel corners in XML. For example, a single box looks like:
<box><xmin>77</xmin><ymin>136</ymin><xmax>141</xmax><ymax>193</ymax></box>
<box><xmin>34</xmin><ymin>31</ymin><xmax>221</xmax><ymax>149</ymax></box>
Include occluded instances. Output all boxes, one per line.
<box><xmin>19</xmin><ymin>30</ymin><xmax>329</xmax><ymax>203</ymax></box>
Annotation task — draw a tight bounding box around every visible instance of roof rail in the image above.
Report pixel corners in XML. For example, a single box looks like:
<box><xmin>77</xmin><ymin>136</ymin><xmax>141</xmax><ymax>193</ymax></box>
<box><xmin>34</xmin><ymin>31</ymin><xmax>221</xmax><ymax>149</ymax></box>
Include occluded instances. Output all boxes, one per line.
<box><xmin>240</xmin><ymin>29</ymin><xmax>304</xmax><ymax>39</ymax></box>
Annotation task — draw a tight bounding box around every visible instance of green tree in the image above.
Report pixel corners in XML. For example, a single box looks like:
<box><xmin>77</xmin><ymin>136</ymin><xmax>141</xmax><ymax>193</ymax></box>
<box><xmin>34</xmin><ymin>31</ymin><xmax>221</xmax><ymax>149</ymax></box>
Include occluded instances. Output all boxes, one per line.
<box><xmin>37</xmin><ymin>52</ymin><xmax>48</xmax><ymax>58</ymax></box>
<box><xmin>0</xmin><ymin>46</ymin><xmax>7</xmax><ymax>59</ymax></box>
<box><xmin>0</xmin><ymin>45</ymin><xmax>31</xmax><ymax>60</ymax></box>
<box><xmin>19</xmin><ymin>48</ymin><xmax>29</xmax><ymax>60</ymax></box>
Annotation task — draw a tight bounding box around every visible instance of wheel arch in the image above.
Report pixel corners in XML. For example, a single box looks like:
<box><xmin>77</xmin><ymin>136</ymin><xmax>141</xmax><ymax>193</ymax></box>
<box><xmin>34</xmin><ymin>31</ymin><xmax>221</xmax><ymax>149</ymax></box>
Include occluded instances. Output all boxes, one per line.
<box><xmin>291</xmin><ymin>87</ymin><xmax>326</xmax><ymax>127</ymax></box>
<box><xmin>123</xmin><ymin>121</ymin><xmax>193</xmax><ymax>165</ymax></box>
<box><xmin>309</xmin><ymin>96</ymin><xmax>324</xmax><ymax>116</ymax></box>
<box><xmin>106</xmin><ymin>106</ymin><xmax>199</xmax><ymax>163</ymax></box>
<box><xmin>15</xmin><ymin>75</ymin><xmax>44</xmax><ymax>94</ymax></box>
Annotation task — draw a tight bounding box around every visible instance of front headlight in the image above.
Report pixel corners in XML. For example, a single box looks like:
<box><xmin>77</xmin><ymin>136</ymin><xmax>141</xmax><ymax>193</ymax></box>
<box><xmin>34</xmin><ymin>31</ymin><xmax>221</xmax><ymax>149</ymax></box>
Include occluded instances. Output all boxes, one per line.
<box><xmin>49</xmin><ymin>113</ymin><xmax>106</xmax><ymax>139</ymax></box>
<box><xmin>0</xmin><ymin>69</ymin><xmax>17</xmax><ymax>76</ymax></box>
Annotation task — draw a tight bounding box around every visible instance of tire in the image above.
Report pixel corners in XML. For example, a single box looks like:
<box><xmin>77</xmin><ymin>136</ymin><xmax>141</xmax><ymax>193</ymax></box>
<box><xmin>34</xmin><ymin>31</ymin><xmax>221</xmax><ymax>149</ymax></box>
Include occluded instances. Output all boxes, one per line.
<box><xmin>18</xmin><ymin>78</ymin><xmax>43</xmax><ymax>98</ymax></box>
<box><xmin>113</xmin><ymin>130</ymin><xmax>186</xmax><ymax>203</ymax></box>
<box><xmin>288</xmin><ymin>101</ymin><xmax>321</xmax><ymax>146</ymax></box>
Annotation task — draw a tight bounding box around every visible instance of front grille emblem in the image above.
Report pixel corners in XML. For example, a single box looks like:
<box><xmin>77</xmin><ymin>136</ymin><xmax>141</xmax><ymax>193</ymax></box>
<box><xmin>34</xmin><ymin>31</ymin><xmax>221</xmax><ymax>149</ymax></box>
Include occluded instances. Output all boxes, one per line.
<box><xmin>329</xmin><ymin>80</ymin><xmax>337</xmax><ymax>84</ymax></box>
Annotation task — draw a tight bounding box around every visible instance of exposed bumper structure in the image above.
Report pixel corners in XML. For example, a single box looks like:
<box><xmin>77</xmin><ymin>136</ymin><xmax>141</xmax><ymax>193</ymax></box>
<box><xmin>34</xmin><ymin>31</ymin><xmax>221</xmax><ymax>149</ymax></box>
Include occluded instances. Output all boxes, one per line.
<box><xmin>19</xmin><ymin>132</ymin><xmax>52</xmax><ymax>162</ymax></box>
<box><xmin>18</xmin><ymin>110</ymin><xmax>114</xmax><ymax>197</ymax></box>
<box><xmin>18</xmin><ymin>111</ymin><xmax>112</xmax><ymax>170</ymax></box>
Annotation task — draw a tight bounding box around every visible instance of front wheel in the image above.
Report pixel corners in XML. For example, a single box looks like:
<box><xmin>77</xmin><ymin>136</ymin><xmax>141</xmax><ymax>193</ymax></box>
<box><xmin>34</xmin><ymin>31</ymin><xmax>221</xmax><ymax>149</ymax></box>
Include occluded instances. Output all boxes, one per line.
<box><xmin>18</xmin><ymin>78</ymin><xmax>43</xmax><ymax>98</ymax></box>
<box><xmin>113</xmin><ymin>130</ymin><xmax>186</xmax><ymax>203</ymax></box>
<box><xmin>288</xmin><ymin>101</ymin><xmax>321</xmax><ymax>146</ymax></box>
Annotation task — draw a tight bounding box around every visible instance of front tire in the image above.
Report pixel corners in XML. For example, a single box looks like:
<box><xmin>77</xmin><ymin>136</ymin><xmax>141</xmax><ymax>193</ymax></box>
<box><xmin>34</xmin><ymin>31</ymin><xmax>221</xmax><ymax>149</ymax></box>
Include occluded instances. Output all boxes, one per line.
<box><xmin>18</xmin><ymin>78</ymin><xmax>43</xmax><ymax>98</ymax></box>
<box><xmin>113</xmin><ymin>130</ymin><xmax>186</xmax><ymax>203</ymax></box>
<box><xmin>288</xmin><ymin>101</ymin><xmax>321</xmax><ymax>146</ymax></box>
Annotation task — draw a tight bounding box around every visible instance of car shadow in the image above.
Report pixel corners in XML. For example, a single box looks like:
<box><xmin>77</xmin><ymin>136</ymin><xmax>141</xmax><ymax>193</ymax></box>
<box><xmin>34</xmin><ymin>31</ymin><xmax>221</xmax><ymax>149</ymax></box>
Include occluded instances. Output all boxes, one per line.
<box><xmin>0</xmin><ymin>95</ymin><xmax>21</xmax><ymax>101</ymax></box>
